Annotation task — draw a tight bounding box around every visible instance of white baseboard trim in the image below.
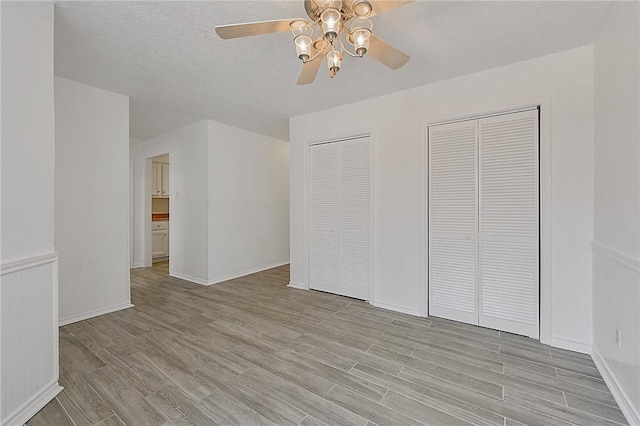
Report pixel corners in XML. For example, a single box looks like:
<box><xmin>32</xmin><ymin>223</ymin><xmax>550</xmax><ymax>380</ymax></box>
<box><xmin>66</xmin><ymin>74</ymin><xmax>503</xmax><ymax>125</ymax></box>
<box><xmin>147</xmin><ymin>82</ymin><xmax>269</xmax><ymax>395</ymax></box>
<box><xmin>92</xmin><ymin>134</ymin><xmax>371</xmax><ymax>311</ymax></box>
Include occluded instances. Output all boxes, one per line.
<box><xmin>2</xmin><ymin>380</ymin><xmax>63</xmax><ymax>426</ymax></box>
<box><xmin>287</xmin><ymin>281</ymin><xmax>309</xmax><ymax>290</ymax></box>
<box><xmin>59</xmin><ymin>302</ymin><xmax>135</xmax><ymax>326</ymax></box>
<box><xmin>171</xmin><ymin>261</ymin><xmax>290</xmax><ymax>286</ymax></box>
<box><xmin>372</xmin><ymin>300</ymin><xmax>422</xmax><ymax>317</ymax></box>
<box><xmin>206</xmin><ymin>261</ymin><xmax>290</xmax><ymax>286</ymax></box>
<box><xmin>131</xmin><ymin>263</ymin><xmax>143</xmax><ymax>269</ymax></box>
<box><xmin>1</xmin><ymin>251</ymin><xmax>58</xmax><ymax>276</ymax></box>
<box><xmin>549</xmin><ymin>336</ymin><xmax>592</xmax><ymax>354</ymax></box>
<box><xmin>592</xmin><ymin>347</ymin><xmax>639</xmax><ymax>425</ymax></box>
<box><xmin>170</xmin><ymin>271</ymin><xmax>210</xmax><ymax>285</ymax></box>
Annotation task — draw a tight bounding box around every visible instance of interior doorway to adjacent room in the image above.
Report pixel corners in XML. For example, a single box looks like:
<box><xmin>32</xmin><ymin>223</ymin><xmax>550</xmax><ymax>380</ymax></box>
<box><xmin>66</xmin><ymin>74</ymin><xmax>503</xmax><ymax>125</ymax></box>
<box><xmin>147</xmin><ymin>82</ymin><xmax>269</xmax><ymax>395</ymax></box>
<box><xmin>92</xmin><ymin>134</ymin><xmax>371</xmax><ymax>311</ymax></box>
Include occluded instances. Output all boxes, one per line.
<box><xmin>150</xmin><ymin>153</ymin><xmax>170</xmax><ymax>271</ymax></box>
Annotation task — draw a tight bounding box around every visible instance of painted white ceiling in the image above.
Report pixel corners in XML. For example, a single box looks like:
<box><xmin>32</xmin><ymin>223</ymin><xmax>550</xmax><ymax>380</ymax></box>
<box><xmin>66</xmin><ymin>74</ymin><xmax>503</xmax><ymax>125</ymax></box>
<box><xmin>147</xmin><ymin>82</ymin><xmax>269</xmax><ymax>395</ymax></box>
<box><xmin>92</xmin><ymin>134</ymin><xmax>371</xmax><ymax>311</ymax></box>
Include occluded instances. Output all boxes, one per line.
<box><xmin>54</xmin><ymin>1</ymin><xmax>612</xmax><ymax>141</ymax></box>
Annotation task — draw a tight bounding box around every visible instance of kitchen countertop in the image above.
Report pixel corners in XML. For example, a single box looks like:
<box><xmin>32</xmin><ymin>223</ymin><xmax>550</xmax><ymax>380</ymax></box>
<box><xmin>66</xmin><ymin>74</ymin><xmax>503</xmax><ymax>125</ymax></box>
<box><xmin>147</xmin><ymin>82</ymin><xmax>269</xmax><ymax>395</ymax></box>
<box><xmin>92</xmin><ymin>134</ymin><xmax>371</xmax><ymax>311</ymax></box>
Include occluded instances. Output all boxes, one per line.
<box><xmin>152</xmin><ymin>213</ymin><xmax>169</xmax><ymax>221</ymax></box>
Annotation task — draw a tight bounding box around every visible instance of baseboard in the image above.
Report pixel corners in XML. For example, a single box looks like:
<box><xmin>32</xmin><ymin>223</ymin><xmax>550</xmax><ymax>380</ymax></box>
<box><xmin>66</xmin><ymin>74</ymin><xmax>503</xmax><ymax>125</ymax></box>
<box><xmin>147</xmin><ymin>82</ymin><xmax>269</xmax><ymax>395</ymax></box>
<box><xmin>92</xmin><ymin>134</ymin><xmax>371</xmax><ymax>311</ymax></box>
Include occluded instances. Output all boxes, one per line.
<box><xmin>59</xmin><ymin>302</ymin><xmax>135</xmax><ymax>326</ymax></box>
<box><xmin>131</xmin><ymin>263</ymin><xmax>143</xmax><ymax>269</ymax></box>
<box><xmin>372</xmin><ymin>300</ymin><xmax>422</xmax><ymax>317</ymax></box>
<box><xmin>2</xmin><ymin>380</ymin><xmax>63</xmax><ymax>426</ymax></box>
<box><xmin>592</xmin><ymin>347</ymin><xmax>640</xmax><ymax>425</ymax></box>
<box><xmin>287</xmin><ymin>281</ymin><xmax>308</xmax><ymax>290</ymax></box>
<box><xmin>550</xmin><ymin>336</ymin><xmax>592</xmax><ymax>354</ymax></box>
<box><xmin>170</xmin><ymin>271</ymin><xmax>210</xmax><ymax>285</ymax></box>
<box><xmin>205</xmin><ymin>261</ymin><xmax>290</xmax><ymax>286</ymax></box>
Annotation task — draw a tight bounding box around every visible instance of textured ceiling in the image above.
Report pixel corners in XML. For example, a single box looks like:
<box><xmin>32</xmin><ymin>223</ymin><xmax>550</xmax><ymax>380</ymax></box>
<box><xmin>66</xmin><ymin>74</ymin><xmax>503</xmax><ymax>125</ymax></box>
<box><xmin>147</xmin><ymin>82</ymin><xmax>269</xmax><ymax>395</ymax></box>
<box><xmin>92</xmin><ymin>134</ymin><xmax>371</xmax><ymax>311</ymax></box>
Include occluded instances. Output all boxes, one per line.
<box><xmin>54</xmin><ymin>1</ymin><xmax>612</xmax><ymax>141</ymax></box>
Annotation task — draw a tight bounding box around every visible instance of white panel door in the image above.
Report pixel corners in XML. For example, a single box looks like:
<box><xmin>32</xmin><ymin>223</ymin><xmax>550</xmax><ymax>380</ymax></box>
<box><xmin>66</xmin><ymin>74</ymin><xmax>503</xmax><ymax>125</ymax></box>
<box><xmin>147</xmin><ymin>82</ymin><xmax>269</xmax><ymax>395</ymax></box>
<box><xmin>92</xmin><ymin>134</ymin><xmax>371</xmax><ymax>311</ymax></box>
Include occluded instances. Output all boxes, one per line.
<box><xmin>338</xmin><ymin>137</ymin><xmax>371</xmax><ymax>300</ymax></box>
<box><xmin>479</xmin><ymin>109</ymin><xmax>539</xmax><ymax>338</ymax></box>
<box><xmin>309</xmin><ymin>143</ymin><xmax>339</xmax><ymax>294</ymax></box>
<box><xmin>428</xmin><ymin>120</ymin><xmax>478</xmax><ymax>324</ymax></box>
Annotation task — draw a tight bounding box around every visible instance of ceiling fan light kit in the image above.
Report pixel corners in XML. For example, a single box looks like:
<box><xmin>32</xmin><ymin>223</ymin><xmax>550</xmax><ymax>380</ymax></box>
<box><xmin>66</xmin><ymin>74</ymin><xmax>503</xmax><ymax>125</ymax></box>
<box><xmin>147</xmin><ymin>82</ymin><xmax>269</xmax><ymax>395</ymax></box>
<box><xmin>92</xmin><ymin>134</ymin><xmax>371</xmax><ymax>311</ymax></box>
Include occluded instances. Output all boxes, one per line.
<box><xmin>351</xmin><ymin>18</ymin><xmax>373</xmax><ymax>56</ymax></box>
<box><xmin>214</xmin><ymin>0</ymin><xmax>414</xmax><ymax>85</ymax></box>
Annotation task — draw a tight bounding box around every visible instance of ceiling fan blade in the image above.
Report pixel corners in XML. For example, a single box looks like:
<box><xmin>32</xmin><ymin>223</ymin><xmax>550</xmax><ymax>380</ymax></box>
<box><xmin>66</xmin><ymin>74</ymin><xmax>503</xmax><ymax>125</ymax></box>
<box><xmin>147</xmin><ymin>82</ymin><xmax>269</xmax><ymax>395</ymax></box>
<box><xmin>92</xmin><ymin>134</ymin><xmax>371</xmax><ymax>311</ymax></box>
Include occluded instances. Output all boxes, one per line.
<box><xmin>215</xmin><ymin>19</ymin><xmax>305</xmax><ymax>40</ymax></box>
<box><xmin>368</xmin><ymin>34</ymin><xmax>410</xmax><ymax>69</ymax></box>
<box><xmin>297</xmin><ymin>56</ymin><xmax>323</xmax><ymax>85</ymax></box>
<box><xmin>369</xmin><ymin>0</ymin><xmax>416</xmax><ymax>17</ymax></box>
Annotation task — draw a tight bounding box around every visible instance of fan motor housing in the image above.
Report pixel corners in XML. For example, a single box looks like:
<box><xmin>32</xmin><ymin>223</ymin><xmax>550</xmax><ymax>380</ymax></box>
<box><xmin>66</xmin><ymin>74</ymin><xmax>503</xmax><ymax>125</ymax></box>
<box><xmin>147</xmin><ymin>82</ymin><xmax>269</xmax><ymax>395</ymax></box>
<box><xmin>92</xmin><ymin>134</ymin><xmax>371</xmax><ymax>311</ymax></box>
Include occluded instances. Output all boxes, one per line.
<box><xmin>304</xmin><ymin>0</ymin><xmax>356</xmax><ymax>21</ymax></box>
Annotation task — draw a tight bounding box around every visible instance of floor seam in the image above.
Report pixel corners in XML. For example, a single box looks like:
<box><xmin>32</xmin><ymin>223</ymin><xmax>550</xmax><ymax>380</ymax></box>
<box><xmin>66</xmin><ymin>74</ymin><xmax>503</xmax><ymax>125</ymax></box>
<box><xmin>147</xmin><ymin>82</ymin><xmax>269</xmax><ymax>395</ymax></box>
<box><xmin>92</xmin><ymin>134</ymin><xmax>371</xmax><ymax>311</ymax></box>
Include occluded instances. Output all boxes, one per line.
<box><xmin>55</xmin><ymin>397</ymin><xmax>78</xmax><ymax>426</ymax></box>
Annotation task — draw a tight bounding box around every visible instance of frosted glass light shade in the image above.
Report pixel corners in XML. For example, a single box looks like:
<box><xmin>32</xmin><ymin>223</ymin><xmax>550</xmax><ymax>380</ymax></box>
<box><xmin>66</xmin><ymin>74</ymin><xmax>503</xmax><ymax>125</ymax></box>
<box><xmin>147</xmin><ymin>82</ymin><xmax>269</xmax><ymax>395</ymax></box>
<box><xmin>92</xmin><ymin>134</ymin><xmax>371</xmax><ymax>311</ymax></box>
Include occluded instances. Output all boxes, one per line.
<box><xmin>351</xmin><ymin>18</ymin><xmax>372</xmax><ymax>55</ymax></box>
<box><xmin>295</xmin><ymin>35</ymin><xmax>313</xmax><ymax>61</ymax></box>
<box><xmin>327</xmin><ymin>50</ymin><xmax>342</xmax><ymax>74</ymax></box>
<box><xmin>290</xmin><ymin>20</ymin><xmax>312</xmax><ymax>38</ymax></box>
<box><xmin>321</xmin><ymin>8</ymin><xmax>342</xmax><ymax>39</ymax></box>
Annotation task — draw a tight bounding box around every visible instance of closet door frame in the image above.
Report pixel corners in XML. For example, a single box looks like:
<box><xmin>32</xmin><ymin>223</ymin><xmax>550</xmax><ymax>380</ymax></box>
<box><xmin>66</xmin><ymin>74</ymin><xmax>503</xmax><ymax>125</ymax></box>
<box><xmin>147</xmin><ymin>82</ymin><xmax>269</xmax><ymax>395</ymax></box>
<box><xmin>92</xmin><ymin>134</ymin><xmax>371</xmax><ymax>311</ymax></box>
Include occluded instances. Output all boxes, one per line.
<box><xmin>302</xmin><ymin>131</ymin><xmax>375</xmax><ymax>303</ymax></box>
<box><xmin>425</xmin><ymin>98</ymin><xmax>552</xmax><ymax>344</ymax></box>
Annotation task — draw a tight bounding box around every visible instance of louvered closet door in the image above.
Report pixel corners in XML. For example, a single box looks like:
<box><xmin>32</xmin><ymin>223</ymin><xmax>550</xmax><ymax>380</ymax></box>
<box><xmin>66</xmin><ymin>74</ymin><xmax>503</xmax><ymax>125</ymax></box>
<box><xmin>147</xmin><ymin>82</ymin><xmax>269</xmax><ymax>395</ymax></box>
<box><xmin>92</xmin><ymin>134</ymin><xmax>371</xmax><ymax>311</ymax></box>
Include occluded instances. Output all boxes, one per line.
<box><xmin>429</xmin><ymin>120</ymin><xmax>479</xmax><ymax>325</ymax></box>
<box><xmin>479</xmin><ymin>109</ymin><xmax>539</xmax><ymax>338</ymax></box>
<box><xmin>338</xmin><ymin>137</ymin><xmax>371</xmax><ymax>300</ymax></box>
<box><xmin>309</xmin><ymin>143</ymin><xmax>339</xmax><ymax>294</ymax></box>
<box><xmin>309</xmin><ymin>136</ymin><xmax>372</xmax><ymax>300</ymax></box>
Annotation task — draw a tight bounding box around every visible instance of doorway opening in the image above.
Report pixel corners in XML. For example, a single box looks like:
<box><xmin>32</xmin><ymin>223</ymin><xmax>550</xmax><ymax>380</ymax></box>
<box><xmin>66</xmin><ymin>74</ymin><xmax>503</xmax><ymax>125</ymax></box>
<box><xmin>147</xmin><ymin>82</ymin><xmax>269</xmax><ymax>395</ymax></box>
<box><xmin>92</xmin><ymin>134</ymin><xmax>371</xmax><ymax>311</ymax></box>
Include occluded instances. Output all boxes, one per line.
<box><xmin>150</xmin><ymin>153</ymin><xmax>170</xmax><ymax>274</ymax></box>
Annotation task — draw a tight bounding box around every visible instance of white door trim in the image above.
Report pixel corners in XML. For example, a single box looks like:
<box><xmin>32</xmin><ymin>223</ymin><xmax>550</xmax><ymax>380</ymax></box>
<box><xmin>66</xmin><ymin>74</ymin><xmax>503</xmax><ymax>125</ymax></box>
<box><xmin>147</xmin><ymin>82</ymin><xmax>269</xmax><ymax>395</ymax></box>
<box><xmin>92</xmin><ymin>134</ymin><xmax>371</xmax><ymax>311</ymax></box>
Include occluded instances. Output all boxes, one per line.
<box><xmin>424</xmin><ymin>97</ymin><xmax>551</xmax><ymax>345</ymax></box>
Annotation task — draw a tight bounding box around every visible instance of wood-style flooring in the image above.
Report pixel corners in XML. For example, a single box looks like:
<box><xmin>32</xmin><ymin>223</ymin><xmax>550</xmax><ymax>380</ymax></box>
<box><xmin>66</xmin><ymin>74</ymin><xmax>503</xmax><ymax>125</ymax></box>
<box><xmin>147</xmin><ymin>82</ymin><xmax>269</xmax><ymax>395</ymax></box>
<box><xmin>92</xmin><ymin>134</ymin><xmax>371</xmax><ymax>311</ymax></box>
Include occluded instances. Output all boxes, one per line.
<box><xmin>27</xmin><ymin>262</ymin><xmax>626</xmax><ymax>426</ymax></box>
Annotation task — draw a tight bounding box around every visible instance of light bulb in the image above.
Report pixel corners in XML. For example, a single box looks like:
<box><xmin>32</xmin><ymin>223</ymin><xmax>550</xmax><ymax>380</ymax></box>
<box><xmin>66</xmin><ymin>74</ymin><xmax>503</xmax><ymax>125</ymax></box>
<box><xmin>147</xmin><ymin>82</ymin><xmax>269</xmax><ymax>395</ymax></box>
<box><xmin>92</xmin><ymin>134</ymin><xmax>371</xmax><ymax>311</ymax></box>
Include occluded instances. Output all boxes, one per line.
<box><xmin>327</xmin><ymin>50</ymin><xmax>342</xmax><ymax>77</ymax></box>
<box><xmin>295</xmin><ymin>35</ymin><xmax>313</xmax><ymax>61</ymax></box>
<box><xmin>350</xmin><ymin>18</ymin><xmax>372</xmax><ymax>56</ymax></box>
<box><xmin>321</xmin><ymin>8</ymin><xmax>342</xmax><ymax>40</ymax></box>
<box><xmin>290</xmin><ymin>21</ymin><xmax>313</xmax><ymax>61</ymax></box>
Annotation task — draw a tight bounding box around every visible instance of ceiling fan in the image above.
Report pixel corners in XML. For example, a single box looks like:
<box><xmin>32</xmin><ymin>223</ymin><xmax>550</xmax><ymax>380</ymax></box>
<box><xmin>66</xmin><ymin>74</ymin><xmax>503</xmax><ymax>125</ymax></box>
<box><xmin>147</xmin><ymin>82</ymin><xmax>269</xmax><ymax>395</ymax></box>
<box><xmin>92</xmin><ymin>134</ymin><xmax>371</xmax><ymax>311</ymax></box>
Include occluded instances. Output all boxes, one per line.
<box><xmin>215</xmin><ymin>0</ymin><xmax>415</xmax><ymax>85</ymax></box>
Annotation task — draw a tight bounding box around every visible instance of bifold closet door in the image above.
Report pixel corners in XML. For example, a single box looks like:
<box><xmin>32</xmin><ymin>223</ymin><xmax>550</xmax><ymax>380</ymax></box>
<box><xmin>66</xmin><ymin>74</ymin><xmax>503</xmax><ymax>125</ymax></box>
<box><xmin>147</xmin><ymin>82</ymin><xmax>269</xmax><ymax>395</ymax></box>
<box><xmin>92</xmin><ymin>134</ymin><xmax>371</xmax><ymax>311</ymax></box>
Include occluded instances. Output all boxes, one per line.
<box><xmin>337</xmin><ymin>137</ymin><xmax>371</xmax><ymax>300</ymax></box>
<box><xmin>428</xmin><ymin>120</ymin><xmax>479</xmax><ymax>325</ymax></box>
<box><xmin>479</xmin><ymin>109</ymin><xmax>539</xmax><ymax>338</ymax></box>
<box><xmin>309</xmin><ymin>142</ymin><xmax>339</xmax><ymax>294</ymax></box>
<box><xmin>309</xmin><ymin>137</ymin><xmax>371</xmax><ymax>300</ymax></box>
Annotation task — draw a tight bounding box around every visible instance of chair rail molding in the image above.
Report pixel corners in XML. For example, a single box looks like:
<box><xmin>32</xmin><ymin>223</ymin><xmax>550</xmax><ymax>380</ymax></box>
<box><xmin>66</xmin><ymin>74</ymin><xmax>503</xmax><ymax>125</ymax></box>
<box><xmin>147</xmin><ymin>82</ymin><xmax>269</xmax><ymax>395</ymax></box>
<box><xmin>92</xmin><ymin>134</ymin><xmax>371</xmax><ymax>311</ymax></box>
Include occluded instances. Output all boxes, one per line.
<box><xmin>1</xmin><ymin>251</ymin><xmax>58</xmax><ymax>276</ymax></box>
<box><xmin>590</xmin><ymin>241</ymin><xmax>640</xmax><ymax>273</ymax></box>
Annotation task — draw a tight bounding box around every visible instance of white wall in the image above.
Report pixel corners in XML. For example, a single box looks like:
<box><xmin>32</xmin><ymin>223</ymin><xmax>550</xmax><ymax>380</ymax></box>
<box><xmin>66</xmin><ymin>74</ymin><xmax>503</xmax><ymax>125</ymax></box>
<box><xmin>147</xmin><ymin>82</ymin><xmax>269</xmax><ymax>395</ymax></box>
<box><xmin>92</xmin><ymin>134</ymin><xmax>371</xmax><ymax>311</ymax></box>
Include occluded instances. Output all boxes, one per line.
<box><xmin>207</xmin><ymin>121</ymin><xmax>289</xmax><ymax>284</ymax></box>
<box><xmin>55</xmin><ymin>76</ymin><xmax>132</xmax><ymax>324</ymax></box>
<box><xmin>592</xmin><ymin>2</ymin><xmax>640</xmax><ymax>423</ymax></box>
<box><xmin>130</xmin><ymin>138</ymin><xmax>141</xmax><ymax>268</ymax></box>
<box><xmin>131</xmin><ymin>119</ymin><xmax>290</xmax><ymax>285</ymax></box>
<box><xmin>0</xmin><ymin>2</ymin><xmax>62</xmax><ymax>424</ymax></box>
<box><xmin>290</xmin><ymin>46</ymin><xmax>595</xmax><ymax>350</ymax></box>
<box><xmin>131</xmin><ymin>121</ymin><xmax>210</xmax><ymax>282</ymax></box>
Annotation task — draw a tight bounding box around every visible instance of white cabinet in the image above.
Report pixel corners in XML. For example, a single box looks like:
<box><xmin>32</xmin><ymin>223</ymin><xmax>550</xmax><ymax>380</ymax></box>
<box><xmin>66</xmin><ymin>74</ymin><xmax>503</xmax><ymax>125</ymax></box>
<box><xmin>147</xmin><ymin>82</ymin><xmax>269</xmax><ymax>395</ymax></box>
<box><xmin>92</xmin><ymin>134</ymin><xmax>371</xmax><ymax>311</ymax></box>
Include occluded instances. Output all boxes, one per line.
<box><xmin>152</xmin><ymin>162</ymin><xmax>169</xmax><ymax>198</ymax></box>
<box><xmin>161</xmin><ymin>163</ymin><xmax>170</xmax><ymax>197</ymax></box>
<box><xmin>152</xmin><ymin>163</ymin><xmax>162</xmax><ymax>197</ymax></box>
<box><xmin>152</xmin><ymin>221</ymin><xmax>169</xmax><ymax>259</ymax></box>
